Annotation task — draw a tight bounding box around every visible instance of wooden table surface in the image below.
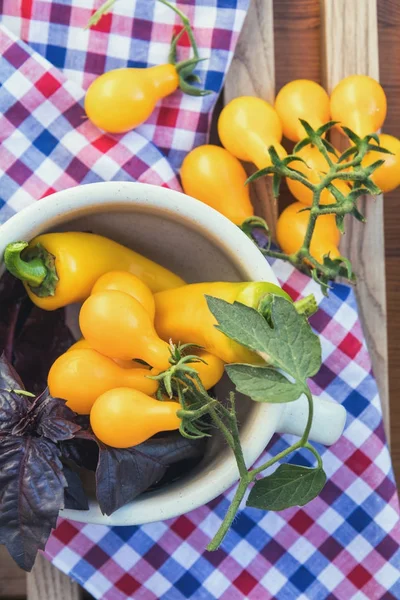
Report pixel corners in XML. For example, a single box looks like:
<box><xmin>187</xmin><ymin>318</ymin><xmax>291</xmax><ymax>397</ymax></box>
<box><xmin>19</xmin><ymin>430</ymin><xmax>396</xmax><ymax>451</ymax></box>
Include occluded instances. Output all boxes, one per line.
<box><xmin>272</xmin><ymin>0</ymin><xmax>400</xmax><ymax>482</ymax></box>
<box><xmin>1</xmin><ymin>0</ymin><xmax>399</xmax><ymax>598</ymax></box>
<box><xmin>227</xmin><ymin>0</ymin><xmax>400</xmax><ymax>483</ymax></box>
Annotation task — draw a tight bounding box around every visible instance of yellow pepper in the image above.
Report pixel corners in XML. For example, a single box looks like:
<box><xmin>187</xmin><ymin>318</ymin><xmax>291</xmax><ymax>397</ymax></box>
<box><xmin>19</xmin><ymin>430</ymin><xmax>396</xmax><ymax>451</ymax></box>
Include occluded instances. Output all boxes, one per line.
<box><xmin>3</xmin><ymin>232</ymin><xmax>184</xmax><ymax>311</ymax></box>
<box><xmin>154</xmin><ymin>282</ymin><xmax>291</xmax><ymax>363</ymax></box>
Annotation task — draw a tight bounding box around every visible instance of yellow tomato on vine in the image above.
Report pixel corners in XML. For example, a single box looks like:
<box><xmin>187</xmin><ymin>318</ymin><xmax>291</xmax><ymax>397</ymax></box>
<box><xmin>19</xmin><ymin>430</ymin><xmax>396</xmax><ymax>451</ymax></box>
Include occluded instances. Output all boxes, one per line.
<box><xmin>287</xmin><ymin>145</ymin><xmax>350</xmax><ymax>206</ymax></box>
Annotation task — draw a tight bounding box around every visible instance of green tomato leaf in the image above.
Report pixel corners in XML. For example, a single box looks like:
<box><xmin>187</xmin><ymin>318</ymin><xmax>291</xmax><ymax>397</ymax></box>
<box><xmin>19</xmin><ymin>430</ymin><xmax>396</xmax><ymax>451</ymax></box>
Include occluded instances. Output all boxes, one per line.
<box><xmin>338</xmin><ymin>145</ymin><xmax>357</xmax><ymax>163</ymax></box>
<box><xmin>321</xmin><ymin>137</ymin><xmax>339</xmax><ymax>156</ymax></box>
<box><xmin>293</xmin><ymin>137</ymin><xmax>312</xmax><ymax>153</ymax></box>
<box><xmin>247</xmin><ymin>463</ymin><xmax>327</xmax><ymax>511</ymax></box>
<box><xmin>366</xmin><ymin>142</ymin><xmax>393</xmax><ymax>155</ymax></box>
<box><xmin>206</xmin><ymin>295</ymin><xmax>321</xmax><ymax>381</ymax></box>
<box><xmin>362</xmin><ymin>178</ymin><xmax>382</xmax><ymax>195</ymax></box>
<box><xmin>335</xmin><ymin>213</ymin><xmax>345</xmax><ymax>234</ymax></box>
<box><xmin>226</xmin><ymin>364</ymin><xmax>304</xmax><ymax>403</ymax></box>
<box><xmin>316</xmin><ymin>120</ymin><xmax>339</xmax><ymax>137</ymax></box>
<box><xmin>364</xmin><ymin>159</ymin><xmax>385</xmax><ymax>176</ymax></box>
<box><xmin>298</xmin><ymin>119</ymin><xmax>315</xmax><ymax>138</ymax></box>
<box><xmin>341</xmin><ymin>126</ymin><xmax>361</xmax><ymax>145</ymax></box>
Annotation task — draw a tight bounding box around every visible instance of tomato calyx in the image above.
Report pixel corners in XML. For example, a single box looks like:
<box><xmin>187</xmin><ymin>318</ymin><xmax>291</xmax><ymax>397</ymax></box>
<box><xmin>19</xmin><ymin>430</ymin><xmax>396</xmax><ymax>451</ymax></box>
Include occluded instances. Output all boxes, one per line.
<box><xmin>169</xmin><ymin>29</ymin><xmax>211</xmax><ymax>96</ymax></box>
<box><xmin>86</xmin><ymin>0</ymin><xmax>212</xmax><ymax>97</ymax></box>
<box><xmin>174</xmin><ymin>57</ymin><xmax>211</xmax><ymax>97</ymax></box>
<box><xmin>163</xmin><ymin>0</ymin><xmax>211</xmax><ymax>96</ymax></box>
<box><xmin>246</xmin><ymin>119</ymin><xmax>391</xmax><ymax>295</ymax></box>
<box><xmin>151</xmin><ymin>342</ymin><xmax>218</xmax><ymax>440</ymax></box>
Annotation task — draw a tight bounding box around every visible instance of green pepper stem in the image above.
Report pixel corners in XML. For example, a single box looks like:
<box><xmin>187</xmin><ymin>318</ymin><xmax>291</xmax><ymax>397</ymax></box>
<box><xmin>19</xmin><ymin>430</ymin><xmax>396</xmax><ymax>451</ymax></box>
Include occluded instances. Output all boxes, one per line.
<box><xmin>4</xmin><ymin>242</ymin><xmax>47</xmax><ymax>288</ymax></box>
<box><xmin>294</xmin><ymin>294</ymin><xmax>318</xmax><ymax>318</ymax></box>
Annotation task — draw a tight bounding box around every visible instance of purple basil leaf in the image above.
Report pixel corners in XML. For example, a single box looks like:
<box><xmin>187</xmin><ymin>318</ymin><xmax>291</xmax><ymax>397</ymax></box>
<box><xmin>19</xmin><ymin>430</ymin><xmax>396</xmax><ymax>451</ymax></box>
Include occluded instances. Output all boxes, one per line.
<box><xmin>0</xmin><ymin>273</ymin><xmax>27</xmax><ymax>362</ymax></box>
<box><xmin>10</xmin><ymin>389</ymin><xmax>79</xmax><ymax>441</ymax></box>
<box><xmin>60</xmin><ymin>429</ymin><xmax>99</xmax><ymax>472</ymax></box>
<box><xmin>95</xmin><ymin>433</ymin><xmax>206</xmax><ymax>516</ymax></box>
<box><xmin>0</xmin><ymin>355</ymin><xmax>30</xmax><ymax>436</ymax></box>
<box><xmin>0</xmin><ymin>390</ymin><xmax>31</xmax><ymax>437</ymax></box>
<box><xmin>0</xmin><ymin>353</ymin><xmax>25</xmax><ymax>392</ymax></box>
<box><xmin>95</xmin><ymin>443</ymin><xmax>167</xmax><ymax>516</ymax></box>
<box><xmin>0</xmin><ymin>436</ymin><xmax>67</xmax><ymax>571</ymax></box>
<box><xmin>74</xmin><ymin>415</ymin><xmax>91</xmax><ymax>429</ymax></box>
<box><xmin>32</xmin><ymin>389</ymin><xmax>80</xmax><ymax>442</ymax></box>
<box><xmin>63</xmin><ymin>465</ymin><xmax>89</xmax><ymax>511</ymax></box>
<box><xmin>0</xmin><ymin>270</ymin><xmax>27</xmax><ymax>304</ymax></box>
<box><xmin>148</xmin><ymin>453</ymin><xmax>206</xmax><ymax>490</ymax></box>
<box><xmin>13</xmin><ymin>306</ymin><xmax>75</xmax><ymax>395</ymax></box>
<box><xmin>143</xmin><ymin>434</ymin><xmax>206</xmax><ymax>467</ymax></box>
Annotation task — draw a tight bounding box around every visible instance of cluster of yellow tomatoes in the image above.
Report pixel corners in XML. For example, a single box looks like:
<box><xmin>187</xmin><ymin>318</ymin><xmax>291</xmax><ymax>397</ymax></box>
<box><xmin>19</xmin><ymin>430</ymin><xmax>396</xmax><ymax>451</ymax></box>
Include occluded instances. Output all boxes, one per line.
<box><xmin>48</xmin><ymin>268</ymin><xmax>225</xmax><ymax>448</ymax></box>
<box><xmin>8</xmin><ymin>230</ymin><xmax>288</xmax><ymax>450</ymax></box>
<box><xmin>182</xmin><ymin>76</ymin><xmax>400</xmax><ymax>262</ymax></box>
<box><xmin>85</xmin><ymin>68</ymin><xmax>399</xmax><ymax>264</ymax></box>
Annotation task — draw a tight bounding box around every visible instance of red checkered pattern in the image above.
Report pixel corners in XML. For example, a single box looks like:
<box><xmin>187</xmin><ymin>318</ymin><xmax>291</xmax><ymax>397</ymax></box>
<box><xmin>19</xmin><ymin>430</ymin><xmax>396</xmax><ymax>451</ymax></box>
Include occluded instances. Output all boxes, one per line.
<box><xmin>1</xmin><ymin>2</ymin><xmax>399</xmax><ymax>599</ymax></box>
<box><xmin>41</xmin><ymin>264</ymin><xmax>400</xmax><ymax>600</ymax></box>
<box><xmin>1</xmin><ymin>0</ymin><xmax>247</xmax><ymax>170</ymax></box>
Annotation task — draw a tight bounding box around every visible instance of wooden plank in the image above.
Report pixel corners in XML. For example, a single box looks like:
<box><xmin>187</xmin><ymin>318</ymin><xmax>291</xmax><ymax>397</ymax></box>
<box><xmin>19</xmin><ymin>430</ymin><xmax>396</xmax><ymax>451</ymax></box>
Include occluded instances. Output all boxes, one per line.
<box><xmin>377</xmin><ymin>0</ymin><xmax>400</xmax><ymax>478</ymax></box>
<box><xmin>274</xmin><ymin>0</ymin><xmax>321</xmax><ymax>90</ymax></box>
<box><xmin>273</xmin><ymin>0</ymin><xmax>322</xmax><ymax>213</ymax></box>
<box><xmin>27</xmin><ymin>554</ymin><xmax>82</xmax><ymax>600</ymax></box>
<box><xmin>321</xmin><ymin>0</ymin><xmax>390</xmax><ymax>440</ymax></box>
<box><xmin>0</xmin><ymin>546</ymin><xmax>26</xmax><ymax>598</ymax></box>
<box><xmin>224</xmin><ymin>0</ymin><xmax>278</xmax><ymax>236</ymax></box>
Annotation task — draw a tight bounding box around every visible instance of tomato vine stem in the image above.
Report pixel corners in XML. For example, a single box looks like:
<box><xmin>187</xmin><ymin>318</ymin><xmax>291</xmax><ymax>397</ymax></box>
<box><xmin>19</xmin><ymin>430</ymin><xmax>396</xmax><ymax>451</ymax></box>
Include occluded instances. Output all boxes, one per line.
<box><xmin>158</xmin><ymin>0</ymin><xmax>200</xmax><ymax>60</ymax></box>
<box><xmin>86</xmin><ymin>0</ymin><xmax>210</xmax><ymax>96</ymax></box>
<box><xmin>157</xmin><ymin>344</ymin><xmax>319</xmax><ymax>552</ymax></box>
<box><xmin>246</xmin><ymin>122</ymin><xmax>391</xmax><ymax>294</ymax></box>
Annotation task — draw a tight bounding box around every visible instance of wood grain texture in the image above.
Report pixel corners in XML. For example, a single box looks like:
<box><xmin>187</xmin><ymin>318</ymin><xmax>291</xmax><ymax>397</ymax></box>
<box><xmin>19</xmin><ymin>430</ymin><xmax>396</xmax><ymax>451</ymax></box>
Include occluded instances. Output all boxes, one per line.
<box><xmin>0</xmin><ymin>547</ymin><xmax>26</xmax><ymax>598</ymax></box>
<box><xmin>321</xmin><ymin>0</ymin><xmax>390</xmax><ymax>439</ymax></box>
<box><xmin>224</xmin><ymin>0</ymin><xmax>278</xmax><ymax>236</ymax></box>
<box><xmin>273</xmin><ymin>0</ymin><xmax>321</xmax><ymax>212</ymax></box>
<box><xmin>378</xmin><ymin>0</ymin><xmax>400</xmax><ymax>481</ymax></box>
<box><xmin>274</xmin><ymin>0</ymin><xmax>321</xmax><ymax>89</ymax></box>
<box><xmin>26</xmin><ymin>555</ymin><xmax>82</xmax><ymax>600</ymax></box>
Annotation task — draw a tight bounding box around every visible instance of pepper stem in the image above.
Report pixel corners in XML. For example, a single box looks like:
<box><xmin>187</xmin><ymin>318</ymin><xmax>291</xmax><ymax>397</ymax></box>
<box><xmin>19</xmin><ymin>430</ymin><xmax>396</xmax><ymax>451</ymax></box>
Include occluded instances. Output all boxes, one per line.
<box><xmin>293</xmin><ymin>294</ymin><xmax>319</xmax><ymax>318</ymax></box>
<box><xmin>4</xmin><ymin>242</ymin><xmax>47</xmax><ymax>288</ymax></box>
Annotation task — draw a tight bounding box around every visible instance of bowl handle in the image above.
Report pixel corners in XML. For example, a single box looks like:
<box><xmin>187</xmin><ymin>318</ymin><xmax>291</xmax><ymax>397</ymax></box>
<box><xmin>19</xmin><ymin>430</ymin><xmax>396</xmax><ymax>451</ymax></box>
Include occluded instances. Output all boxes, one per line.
<box><xmin>277</xmin><ymin>394</ymin><xmax>346</xmax><ymax>446</ymax></box>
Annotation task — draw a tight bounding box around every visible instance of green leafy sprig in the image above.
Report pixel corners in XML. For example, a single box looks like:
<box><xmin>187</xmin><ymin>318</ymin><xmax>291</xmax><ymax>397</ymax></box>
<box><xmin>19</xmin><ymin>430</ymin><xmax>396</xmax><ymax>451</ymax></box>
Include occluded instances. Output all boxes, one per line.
<box><xmin>86</xmin><ymin>0</ymin><xmax>211</xmax><ymax>96</ymax></box>
<box><xmin>245</xmin><ymin>121</ymin><xmax>391</xmax><ymax>294</ymax></box>
<box><xmin>157</xmin><ymin>295</ymin><xmax>327</xmax><ymax>550</ymax></box>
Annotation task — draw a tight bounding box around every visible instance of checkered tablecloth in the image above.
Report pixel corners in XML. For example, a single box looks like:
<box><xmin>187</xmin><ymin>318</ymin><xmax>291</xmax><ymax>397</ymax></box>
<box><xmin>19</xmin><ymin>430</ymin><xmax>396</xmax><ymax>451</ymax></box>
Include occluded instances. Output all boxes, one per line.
<box><xmin>1</xmin><ymin>2</ymin><xmax>399</xmax><ymax>599</ymax></box>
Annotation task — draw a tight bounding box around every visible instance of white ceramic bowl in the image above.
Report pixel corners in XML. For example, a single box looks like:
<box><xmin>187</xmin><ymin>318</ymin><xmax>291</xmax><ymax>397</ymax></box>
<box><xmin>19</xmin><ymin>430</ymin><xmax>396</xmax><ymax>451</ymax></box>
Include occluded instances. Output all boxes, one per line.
<box><xmin>0</xmin><ymin>182</ymin><xmax>346</xmax><ymax>526</ymax></box>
